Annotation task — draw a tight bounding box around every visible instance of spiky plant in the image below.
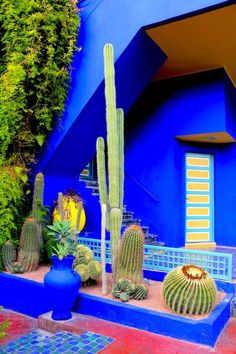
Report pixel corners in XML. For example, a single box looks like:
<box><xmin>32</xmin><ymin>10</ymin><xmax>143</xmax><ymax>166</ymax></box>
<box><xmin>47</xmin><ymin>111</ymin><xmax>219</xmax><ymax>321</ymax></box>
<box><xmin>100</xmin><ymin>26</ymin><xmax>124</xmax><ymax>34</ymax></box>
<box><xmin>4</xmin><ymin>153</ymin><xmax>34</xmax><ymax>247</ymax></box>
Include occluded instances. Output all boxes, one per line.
<box><xmin>133</xmin><ymin>284</ymin><xmax>148</xmax><ymax>300</ymax></box>
<box><xmin>88</xmin><ymin>260</ymin><xmax>102</xmax><ymax>280</ymax></box>
<box><xmin>1</xmin><ymin>241</ymin><xmax>16</xmax><ymax>273</ymax></box>
<box><xmin>96</xmin><ymin>43</ymin><xmax>124</xmax><ymax>281</ymax></box>
<box><xmin>74</xmin><ymin>264</ymin><xmax>90</xmax><ymax>282</ymax></box>
<box><xmin>18</xmin><ymin>217</ymin><xmax>40</xmax><ymax>272</ymax></box>
<box><xmin>116</xmin><ymin>225</ymin><xmax>144</xmax><ymax>284</ymax></box>
<box><xmin>163</xmin><ymin>264</ymin><xmax>217</xmax><ymax>315</ymax></box>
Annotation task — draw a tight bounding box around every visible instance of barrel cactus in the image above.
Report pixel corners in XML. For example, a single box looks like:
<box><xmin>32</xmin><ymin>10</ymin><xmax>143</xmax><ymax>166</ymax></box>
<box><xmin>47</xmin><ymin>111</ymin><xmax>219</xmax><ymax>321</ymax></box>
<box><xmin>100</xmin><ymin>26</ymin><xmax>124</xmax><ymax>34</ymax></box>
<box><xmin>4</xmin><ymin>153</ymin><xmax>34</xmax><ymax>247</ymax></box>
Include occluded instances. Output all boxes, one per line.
<box><xmin>88</xmin><ymin>260</ymin><xmax>102</xmax><ymax>280</ymax></box>
<box><xmin>74</xmin><ymin>264</ymin><xmax>90</xmax><ymax>282</ymax></box>
<box><xmin>2</xmin><ymin>241</ymin><xmax>16</xmax><ymax>272</ymax></box>
<box><xmin>112</xmin><ymin>277</ymin><xmax>147</xmax><ymax>302</ymax></box>
<box><xmin>116</xmin><ymin>224</ymin><xmax>144</xmax><ymax>284</ymax></box>
<box><xmin>133</xmin><ymin>284</ymin><xmax>148</xmax><ymax>300</ymax></box>
<box><xmin>163</xmin><ymin>264</ymin><xmax>217</xmax><ymax>315</ymax></box>
<box><xmin>18</xmin><ymin>218</ymin><xmax>40</xmax><ymax>272</ymax></box>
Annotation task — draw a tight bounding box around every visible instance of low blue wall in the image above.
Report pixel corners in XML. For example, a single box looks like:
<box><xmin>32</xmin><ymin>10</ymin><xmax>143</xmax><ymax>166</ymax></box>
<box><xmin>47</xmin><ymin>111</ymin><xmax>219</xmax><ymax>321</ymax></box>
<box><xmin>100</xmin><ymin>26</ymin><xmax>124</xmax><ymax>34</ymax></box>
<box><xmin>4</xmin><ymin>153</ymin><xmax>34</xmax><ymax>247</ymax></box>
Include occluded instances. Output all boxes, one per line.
<box><xmin>0</xmin><ymin>271</ymin><xmax>233</xmax><ymax>346</ymax></box>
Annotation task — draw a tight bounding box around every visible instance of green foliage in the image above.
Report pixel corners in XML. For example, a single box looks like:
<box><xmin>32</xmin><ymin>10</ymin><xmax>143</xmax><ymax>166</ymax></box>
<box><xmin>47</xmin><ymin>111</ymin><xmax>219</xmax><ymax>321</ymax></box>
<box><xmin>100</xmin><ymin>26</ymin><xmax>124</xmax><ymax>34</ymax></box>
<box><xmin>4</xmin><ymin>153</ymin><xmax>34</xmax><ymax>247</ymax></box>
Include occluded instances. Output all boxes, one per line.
<box><xmin>163</xmin><ymin>264</ymin><xmax>217</xmax><ymax>315</ymax></box>
<box><xmin>0</xmin><ymin>0</ymin><xmax>80</xmax><ymax>244</ymax></box>
<box><xmin>0</xmin><ymin>307</ymin><xmax>9</xmax><ymax>340</ymax></box>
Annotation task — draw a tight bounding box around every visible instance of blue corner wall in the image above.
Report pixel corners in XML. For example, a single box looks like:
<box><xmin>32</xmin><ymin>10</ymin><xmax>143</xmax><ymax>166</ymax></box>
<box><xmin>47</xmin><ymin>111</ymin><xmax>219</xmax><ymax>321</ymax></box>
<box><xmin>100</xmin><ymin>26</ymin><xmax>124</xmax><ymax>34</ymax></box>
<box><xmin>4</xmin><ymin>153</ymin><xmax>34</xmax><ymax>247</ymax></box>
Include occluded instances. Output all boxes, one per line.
<box><xmin>124</xmin><ymin>70</ymin><xmax>236</xmax><ymax>247</ymax></box>
<box><xmin>33</xmin><ymin>0</ymin><xmax>235</xmax><ymax>246</ymax></box>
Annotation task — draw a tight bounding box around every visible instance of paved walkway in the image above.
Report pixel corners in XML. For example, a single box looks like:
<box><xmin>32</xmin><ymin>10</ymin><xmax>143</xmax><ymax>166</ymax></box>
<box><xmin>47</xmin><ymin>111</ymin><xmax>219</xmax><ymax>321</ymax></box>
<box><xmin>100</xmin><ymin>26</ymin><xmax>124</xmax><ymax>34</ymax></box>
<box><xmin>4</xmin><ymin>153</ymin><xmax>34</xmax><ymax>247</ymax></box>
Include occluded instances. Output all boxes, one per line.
<box><xmin>1</xmin><ymin>309</ymin><xmax>236</xmax><ymax>353</ymax></box>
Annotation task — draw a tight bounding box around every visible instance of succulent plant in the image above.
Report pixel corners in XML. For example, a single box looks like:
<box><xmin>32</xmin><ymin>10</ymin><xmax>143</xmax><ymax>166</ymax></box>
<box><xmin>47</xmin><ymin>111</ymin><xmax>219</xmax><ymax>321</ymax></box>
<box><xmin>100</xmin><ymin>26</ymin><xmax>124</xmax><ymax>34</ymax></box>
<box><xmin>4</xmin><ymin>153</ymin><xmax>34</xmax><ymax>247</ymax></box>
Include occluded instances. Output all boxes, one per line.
<box><xmin>116</xmin><ymin>225</ymin><xmax>144</xmax><ymax>284</ymax></box>
<box><xmin>96</xmin><ymin>43</ymin><xmax>124</xmax><ymax>280</ymax></box>
<box><xmin>2</xmin><ymin>240</ymin><xmax>16</xmax><ymax>273</ymax></box>
<box><xmin>88</xmin><ymin>260</ymin><xmax>102</xmax><ymax>280</ymax></box>
<box><xmin>163</xmin><ymin>264</ymin><xmax>217</xmax><ymax>315</ymax></box>
<box><xmin>112</xmin><ymin>285</ymin><xmax>121</xmax><ymax>298</ymax></box>
<box><xmin>74</xmin><ymin>264</ymin><xmax>90</xmax><ymax>282</ymax></box>
<box><xmin>74</xmin><ymin>245</ymin><xmax>93</xmax><ymax>266</ymax></box>
<box><xmin>120</xmin><ymin>292</ymin><xmax>130</xmax><ymax>302</ymax></box>
<box><xmin>133</xmin><ymin>284</ymin><xmax>148</xmax><ymax>300</ymax></box>
<box><xmin>18</xmin><ymin>217</ymin><xmax>40</xmax><ymax>272</ymax></box>
<box><xmin>32</xmin><ymin>172</ymin><xmax>45</xmax><ymax>246</ymax></box>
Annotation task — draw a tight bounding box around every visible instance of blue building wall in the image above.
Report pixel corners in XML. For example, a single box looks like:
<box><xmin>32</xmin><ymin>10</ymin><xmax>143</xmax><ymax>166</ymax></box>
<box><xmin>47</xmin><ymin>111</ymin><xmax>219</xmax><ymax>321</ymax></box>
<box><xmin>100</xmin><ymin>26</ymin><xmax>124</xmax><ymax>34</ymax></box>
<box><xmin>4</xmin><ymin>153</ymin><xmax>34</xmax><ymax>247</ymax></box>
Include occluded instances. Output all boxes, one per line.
<box><xmin>124</xmin><ymin>70</ymin><xmax>236</xmax><ymax>247</ymax></box>
<box><xmin>34</xmin><ymin>0</ymin><xmax>236</xmax><ymax>246</ymax></box>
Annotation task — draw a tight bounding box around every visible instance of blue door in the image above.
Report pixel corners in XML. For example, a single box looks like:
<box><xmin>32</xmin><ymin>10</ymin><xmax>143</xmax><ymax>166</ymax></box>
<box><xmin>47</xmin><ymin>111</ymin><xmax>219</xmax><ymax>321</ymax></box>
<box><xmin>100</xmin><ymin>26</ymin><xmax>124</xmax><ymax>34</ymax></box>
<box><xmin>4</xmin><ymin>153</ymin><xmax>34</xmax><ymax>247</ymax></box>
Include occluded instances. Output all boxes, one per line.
<box><xmin>185</xmin><ymin>153</ymin><xmax>214</xmax><ymax>244</ymax></box>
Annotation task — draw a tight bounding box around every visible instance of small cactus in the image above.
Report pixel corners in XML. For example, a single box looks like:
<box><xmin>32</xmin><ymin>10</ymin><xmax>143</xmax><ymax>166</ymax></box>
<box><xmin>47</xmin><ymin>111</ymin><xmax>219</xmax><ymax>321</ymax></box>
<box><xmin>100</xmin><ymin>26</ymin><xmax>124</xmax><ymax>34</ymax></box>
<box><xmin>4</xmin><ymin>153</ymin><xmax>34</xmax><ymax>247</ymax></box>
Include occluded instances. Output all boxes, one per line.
<box><xmin>18</xmin><ymin>218</ymin><xmax>40</xmax><ymax>272</ymax></box>
<box><xmin>163</xmin><ymin>264</ymin><xmax>217</xmax><ymax>315</ymax></box>
<box><xmin>116</xmin><ymin>225</ymin><xmax>144</xmax><ymax>284</ymax></box>
<box><xmin>120</xmin><ymin>292</ymin><xmax>130</xmax><ymax>302</ymax></box>
<box><xmin>74</xmin><ymin>245</ymin><xmax>93</xmax><ymax>266</ymax></box>
<box><xmin>133</xmin><ymin>284</ymin><xmax>148</xmax><ymax>300</ymax></box>
<box><xmin>112</xmin><ymin>285</ymin><xmax>121</xmax><ymax>298</ymax></box>
<box><xmin>75</xmin><ymin>264</ymin><xmax>90</xmax><ymax>282</ymax></box>
<box><xmin>32</xmin><ymin>172</ymin><xmax>45</xmax><ymax>247</ymax></box>
<box><xmin>2</xmin><ymin>241</ymin><xmax>16</xmax><ymax>273</ymax></box>
<box><xmin>88</xmin><ymin>260</ymin><xmax>102</xmax><ymax>280</ymax></box>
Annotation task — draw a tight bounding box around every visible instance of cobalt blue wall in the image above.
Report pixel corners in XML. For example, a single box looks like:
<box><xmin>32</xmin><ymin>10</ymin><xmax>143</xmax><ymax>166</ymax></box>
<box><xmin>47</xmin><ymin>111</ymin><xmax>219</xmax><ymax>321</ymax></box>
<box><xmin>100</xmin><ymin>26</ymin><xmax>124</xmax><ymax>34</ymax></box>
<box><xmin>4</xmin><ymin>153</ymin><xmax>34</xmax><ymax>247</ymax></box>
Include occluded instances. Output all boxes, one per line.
<box><xmin>124</xmin><ymin>70</ymin><xmax>236</xmax><ymax>247</ymax></box>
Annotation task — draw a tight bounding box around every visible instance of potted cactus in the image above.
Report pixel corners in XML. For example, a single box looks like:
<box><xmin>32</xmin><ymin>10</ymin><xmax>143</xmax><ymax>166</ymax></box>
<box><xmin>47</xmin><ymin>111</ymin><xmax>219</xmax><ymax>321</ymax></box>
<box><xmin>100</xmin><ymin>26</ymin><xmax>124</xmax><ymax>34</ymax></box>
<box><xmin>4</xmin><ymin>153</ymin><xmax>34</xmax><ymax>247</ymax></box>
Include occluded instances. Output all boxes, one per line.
<box><xmin>44</xmin><ymin>195</ymin><xmax>81</xmax><ymax>321</ymax></box>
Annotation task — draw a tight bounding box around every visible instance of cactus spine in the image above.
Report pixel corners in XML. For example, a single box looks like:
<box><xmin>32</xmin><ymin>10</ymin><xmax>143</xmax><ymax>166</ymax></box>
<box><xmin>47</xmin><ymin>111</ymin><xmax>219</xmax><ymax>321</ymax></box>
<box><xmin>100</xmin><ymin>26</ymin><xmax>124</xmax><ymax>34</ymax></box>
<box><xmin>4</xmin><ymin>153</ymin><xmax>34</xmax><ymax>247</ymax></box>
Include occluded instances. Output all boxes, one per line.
<box><xmin>163</xmin><ymin>264</ymin><xmax>217</xmax><ymax>315</ymax></box>
<box><xmin>2</xmin><ymin>241</ymin><xmax>16</xmax><ymax>272</ymax></box>
<box><xmin>96</xmin><ymin>43</ymin><xmax>124</xmax><ymax>281</ymax></box>
<box><xmin>116</xmin><ymin>225</ymin><xmax>144</xmax><ymax>284</ymax></box>
<box><xmin>18</xmin><ymin>218</ymin><xmax>40</xmax><ymax>272</ymax></box>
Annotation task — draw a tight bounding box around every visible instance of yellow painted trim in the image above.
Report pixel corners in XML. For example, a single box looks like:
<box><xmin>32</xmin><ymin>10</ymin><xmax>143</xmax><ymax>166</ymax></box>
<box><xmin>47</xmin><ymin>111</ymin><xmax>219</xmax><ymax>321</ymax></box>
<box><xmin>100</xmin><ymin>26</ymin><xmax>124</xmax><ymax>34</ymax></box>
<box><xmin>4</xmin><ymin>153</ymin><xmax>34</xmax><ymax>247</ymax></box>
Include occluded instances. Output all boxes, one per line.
<box><xmin>187</xmin><ymin>232</ymin><xmax>209</xmax><ymax>241</ymax></box>
<box><xmin>187</xmin><ymin>207</ymin><xmax>209</xmax><ymax>216</ymax></box>
<box><xmin>187</xmin><ymin>219</ymin><xmax>209</xmax><ymax>228</ymax></box>
<box><xmin>186</xmin><ymin>194</ymin><xmax>209</xmax><ymax>204</ymax></box>
<box><xmin>187</xmin><ymin>157</ymin><xmax>209</xmax><ymax>167</ymax></box>
<box><xmin>187</xmin><ymin>169</ymin><xmax>209</xmax><ymax>179</ymax></box>
<box><xmin>185</xmin><ymin>242</ymin><xmax>216</xmax><ymax>248</ymax></box>
<box><xmin>187</xmin><ymin>182</ymin><xmax>209</xmax><ymax>191</ymax></box>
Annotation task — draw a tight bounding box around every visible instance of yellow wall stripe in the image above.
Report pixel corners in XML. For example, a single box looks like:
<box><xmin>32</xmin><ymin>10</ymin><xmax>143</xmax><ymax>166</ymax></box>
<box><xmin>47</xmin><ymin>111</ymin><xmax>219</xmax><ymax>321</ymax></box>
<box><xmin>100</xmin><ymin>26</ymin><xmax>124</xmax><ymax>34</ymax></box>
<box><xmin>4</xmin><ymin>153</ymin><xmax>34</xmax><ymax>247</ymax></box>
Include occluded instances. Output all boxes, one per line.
<box><xmin>187</xmin><ymin>182</ymin><xmax>209</xmax><ymax>191</ymax></box>
<box><xmin>187</xmin><ymin>232</ymin><xmax>209</xmax><ymax>241</ymax></box>
<box><xmin>187</xmin><ymin>220</ymin><xmax>209</xmax><ymax>228</ymax></box>
<box><xmin>187</xmin><ymin>157</ymin><xmax>209</xmax><ymax>167</ymax></box>
<box><xmin>186</xmin><ymin>195</ymin><xmax>209</xmax><ymax>204</ymax></box>
<box><xmin>187</xmin><ymin>207</ymin><xmax>209</xmax><ymax>216</ymax></box>
<box><xmin>187</xmin><ymin>170</ymin><xmax>209</xmax><ymax>179</ymax></box>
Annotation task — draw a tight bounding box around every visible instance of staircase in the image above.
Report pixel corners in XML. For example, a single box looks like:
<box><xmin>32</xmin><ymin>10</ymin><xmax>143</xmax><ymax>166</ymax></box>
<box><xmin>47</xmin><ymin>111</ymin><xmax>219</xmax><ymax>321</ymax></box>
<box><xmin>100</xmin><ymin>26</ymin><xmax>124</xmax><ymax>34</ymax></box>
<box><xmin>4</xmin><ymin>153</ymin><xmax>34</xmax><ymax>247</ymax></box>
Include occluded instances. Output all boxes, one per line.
<box><xmin>80</xmin><ymin>178</ymin><xmax>163</xmax><ymax>245</ymax></box>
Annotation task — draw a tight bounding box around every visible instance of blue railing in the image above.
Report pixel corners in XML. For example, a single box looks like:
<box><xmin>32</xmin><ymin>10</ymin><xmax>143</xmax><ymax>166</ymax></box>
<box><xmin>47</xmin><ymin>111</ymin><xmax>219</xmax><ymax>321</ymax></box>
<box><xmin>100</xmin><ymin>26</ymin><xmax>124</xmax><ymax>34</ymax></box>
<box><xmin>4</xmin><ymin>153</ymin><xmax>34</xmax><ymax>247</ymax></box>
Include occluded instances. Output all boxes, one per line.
<box><xmin>79</xmin><ymin>237</ymin><xmax>233</xmax><ymax>281</ymax></box>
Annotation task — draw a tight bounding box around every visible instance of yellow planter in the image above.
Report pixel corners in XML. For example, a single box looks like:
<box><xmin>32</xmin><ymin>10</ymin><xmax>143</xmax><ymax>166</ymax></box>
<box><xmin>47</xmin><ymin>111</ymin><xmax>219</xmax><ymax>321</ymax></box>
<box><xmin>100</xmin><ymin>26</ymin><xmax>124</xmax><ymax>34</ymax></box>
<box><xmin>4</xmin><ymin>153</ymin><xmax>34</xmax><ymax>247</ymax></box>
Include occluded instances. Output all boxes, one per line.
<box><xmin>53</xmin><ymin>196</ymin><xmax>86</xmax><ymax>232</ymax></box>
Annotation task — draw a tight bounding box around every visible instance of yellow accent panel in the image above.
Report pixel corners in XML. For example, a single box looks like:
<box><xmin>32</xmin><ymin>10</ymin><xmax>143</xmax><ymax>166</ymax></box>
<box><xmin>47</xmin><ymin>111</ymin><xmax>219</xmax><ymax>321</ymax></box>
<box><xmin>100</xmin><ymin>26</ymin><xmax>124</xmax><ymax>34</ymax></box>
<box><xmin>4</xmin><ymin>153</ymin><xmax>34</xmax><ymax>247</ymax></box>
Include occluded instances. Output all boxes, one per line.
<box><xmin>187</xmin><ymin>195</ymin><xmax>209</xmax><ymax>204</ymax></box>
<box><xmin>187</xmin><ymin>157</ymin><xmax>209</xmax><ymax>167</ymax></box>
<box><xmin>187</xmin><ymin>207</ymin><xmax>209</xmax><ymax>216</ymax></box>
<box><xmin>146</xmin><ymin>5</ymin><xmax>236</xmax><ymax>87</ymax></box>
<box><xmin>187</xmin><ymin>232</ymin><xmax>209</xmax><ymax>241</ymax></box>
<box><xmin>187</xmin><ymin>182</ymin><xmax>209</xmax><ymax>191</ymax></box>
<box><xmin>187</xmin><ymin>220</ymin><xmax>209</xmax><ymax>228</ymax></box>
<box><xmin>187</xmin><ymin>170</ymin><xmax>209</xmax><ymax>179</ymax></box>
<box><xmin>185</xmin><ymin>242</ymin><xmax>216</xmax><ymax>248</ymax></box>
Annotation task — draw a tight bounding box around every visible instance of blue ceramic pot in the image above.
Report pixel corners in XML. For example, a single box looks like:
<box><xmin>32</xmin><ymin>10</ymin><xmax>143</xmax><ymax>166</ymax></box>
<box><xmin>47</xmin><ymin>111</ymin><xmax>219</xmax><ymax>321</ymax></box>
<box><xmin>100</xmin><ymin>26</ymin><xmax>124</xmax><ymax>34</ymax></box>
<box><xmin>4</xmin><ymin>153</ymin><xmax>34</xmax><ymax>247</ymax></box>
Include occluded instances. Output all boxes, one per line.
<box><xmin>44</xmin><ymin>255</ymin><xmax>81</xmax><ymax>320</ymax></box>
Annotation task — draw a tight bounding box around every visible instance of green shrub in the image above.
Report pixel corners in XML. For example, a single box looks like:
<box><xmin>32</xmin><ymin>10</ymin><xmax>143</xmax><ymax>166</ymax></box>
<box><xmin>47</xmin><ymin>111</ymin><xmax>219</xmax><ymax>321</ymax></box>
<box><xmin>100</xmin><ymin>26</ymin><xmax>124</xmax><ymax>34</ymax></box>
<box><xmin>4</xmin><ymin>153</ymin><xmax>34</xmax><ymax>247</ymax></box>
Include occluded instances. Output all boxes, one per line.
<box><xmin>0</xmin><ymin>1</ymin><xmax>80</xmax><ymax>244</ymax></box>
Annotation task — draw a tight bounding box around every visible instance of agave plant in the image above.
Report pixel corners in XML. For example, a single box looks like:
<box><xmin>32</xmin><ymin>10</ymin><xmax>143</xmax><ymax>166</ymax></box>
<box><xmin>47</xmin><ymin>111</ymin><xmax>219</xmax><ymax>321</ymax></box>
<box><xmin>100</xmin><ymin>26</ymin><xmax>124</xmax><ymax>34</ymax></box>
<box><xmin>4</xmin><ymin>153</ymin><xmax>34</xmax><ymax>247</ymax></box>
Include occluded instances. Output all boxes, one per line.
<box><xmin>47</xmin><ymin>220</ymin><xmax>78</xmax><ymax>260</ymax></box>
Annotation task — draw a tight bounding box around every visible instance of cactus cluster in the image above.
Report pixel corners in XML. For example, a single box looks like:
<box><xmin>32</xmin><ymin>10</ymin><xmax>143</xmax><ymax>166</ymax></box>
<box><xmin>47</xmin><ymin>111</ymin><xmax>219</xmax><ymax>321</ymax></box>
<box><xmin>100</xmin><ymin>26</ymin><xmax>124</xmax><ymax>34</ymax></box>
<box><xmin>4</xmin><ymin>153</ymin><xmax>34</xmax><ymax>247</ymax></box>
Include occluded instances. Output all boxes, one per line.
<box><xmin>1</xmin><ymin>241</ymin><xmax>23</xmax><ymax>274</ymax></box>
<box><xmin>96</xmin><ymin>43</ymin><xmax>124</xmax><ymax>280</ymax></box>
<box><xmin>1</xmin><ymin>172</ymin><xmax>44</xmax><ymax>274</ymax></box>
<box><xmin>18</xmin><ymin>218</ymin><xmax>40</xmax><ymax>272</ymax></box>
<box><xmin>116</xmin><ymin>225</ymin><xmax>144</xmax><ymax>284</ymax></box>
<box><xmin>73</xmin><ymin>244</ymin><xmax>102</xmax><ymax>286</ymax></box>
<box><xmin>163</xmin><ymin>264</ymin><xmax>217</xmax><ymax>315</ymax></box>
<box><xmin>112</xmin><ymin>278</ymin><xmax>148</xmax><ymax>302</ymax></box>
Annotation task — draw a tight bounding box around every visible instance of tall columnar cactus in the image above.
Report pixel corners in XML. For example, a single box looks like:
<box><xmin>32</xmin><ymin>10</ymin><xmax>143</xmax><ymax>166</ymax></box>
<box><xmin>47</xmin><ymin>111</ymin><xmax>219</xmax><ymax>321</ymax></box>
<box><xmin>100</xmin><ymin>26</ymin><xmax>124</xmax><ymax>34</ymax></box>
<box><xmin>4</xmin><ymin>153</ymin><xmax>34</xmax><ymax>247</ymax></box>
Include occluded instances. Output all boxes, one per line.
<box><xmin>2</xmin><ymin>241</ymin><xmax>16</xmax><ymax>272</ymax></box>
<box><xmin>32</xmin><ymin>172</ymin><xmax>45</xmax><ymax>246</ymax></box>
<box><xmin>116</xmin><ymin>225</ymin><xmax>145</xmax><ymax>284</ymax></box>
<box><xmin>18</xmin><ymin>218</ymin><xmax>40</xmax><ymax>272</ymax></box>
<box><xmin>163</xmin><ymin>264</ymin><xmax>217</xmax><ymax>315</ymax></box>
<box><xmin>96</xmin><ymin>43</ymin><xmax>124</xmax><ymax>281</ymax></box>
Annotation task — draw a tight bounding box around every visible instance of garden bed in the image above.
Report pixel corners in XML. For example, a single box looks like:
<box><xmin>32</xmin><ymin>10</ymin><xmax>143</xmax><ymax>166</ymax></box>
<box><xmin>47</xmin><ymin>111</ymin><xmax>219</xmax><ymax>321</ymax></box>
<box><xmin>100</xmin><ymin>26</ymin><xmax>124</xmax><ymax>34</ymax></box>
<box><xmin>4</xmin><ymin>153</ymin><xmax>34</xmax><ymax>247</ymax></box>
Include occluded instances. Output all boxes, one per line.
<box><xmin>0</xmin><ymin>268</ymin><xmax>233</xmax><ymax>346</ymax></box>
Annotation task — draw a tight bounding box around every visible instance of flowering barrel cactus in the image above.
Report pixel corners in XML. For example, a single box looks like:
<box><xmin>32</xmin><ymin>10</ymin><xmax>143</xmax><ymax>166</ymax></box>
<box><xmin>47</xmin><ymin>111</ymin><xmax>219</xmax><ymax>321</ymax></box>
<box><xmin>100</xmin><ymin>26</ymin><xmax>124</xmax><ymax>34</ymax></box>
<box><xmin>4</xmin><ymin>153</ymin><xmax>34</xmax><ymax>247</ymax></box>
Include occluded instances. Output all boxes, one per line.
<box><xmin>116</xmin><ymin>224</ymin><xmax>144</xmax><ymax>284</ymax></box>
<box><xmin>163</xmin><ymin>264</ymin><xmax>217</xmax><ymax>315</ymax></box>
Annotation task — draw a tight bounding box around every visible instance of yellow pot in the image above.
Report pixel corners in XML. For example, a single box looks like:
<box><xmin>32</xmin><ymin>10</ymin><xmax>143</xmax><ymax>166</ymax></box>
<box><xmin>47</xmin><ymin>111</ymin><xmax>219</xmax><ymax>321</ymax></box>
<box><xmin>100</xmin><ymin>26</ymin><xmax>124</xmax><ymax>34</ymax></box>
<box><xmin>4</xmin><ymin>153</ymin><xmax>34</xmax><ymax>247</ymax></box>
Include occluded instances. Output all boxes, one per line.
<box><xmin>53</xmin><ymin>196</ymin><xmax>86</xmax><ymax>232</ymax></box>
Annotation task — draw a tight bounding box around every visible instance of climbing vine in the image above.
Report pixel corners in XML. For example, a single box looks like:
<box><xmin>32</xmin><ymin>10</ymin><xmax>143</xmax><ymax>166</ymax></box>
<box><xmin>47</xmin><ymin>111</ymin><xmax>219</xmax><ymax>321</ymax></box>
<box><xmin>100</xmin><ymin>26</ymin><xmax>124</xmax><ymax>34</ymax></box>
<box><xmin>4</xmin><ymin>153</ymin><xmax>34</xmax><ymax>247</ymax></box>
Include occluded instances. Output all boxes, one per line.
<box><xmin>0</xmin><ymin>0</ymin><xmax>80</xmax><ymax>249</ymax></box>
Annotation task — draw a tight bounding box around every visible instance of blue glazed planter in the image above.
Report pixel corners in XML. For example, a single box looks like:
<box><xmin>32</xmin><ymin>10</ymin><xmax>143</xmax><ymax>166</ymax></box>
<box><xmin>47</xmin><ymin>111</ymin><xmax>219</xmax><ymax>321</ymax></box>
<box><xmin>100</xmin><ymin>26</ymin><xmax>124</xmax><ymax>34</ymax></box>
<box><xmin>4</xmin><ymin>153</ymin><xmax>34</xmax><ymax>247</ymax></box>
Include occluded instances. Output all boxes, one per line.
<box><xmin>44</xmin><ymin>255</ymin><xmax>81</xmax><ymax>320</ymax></box>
